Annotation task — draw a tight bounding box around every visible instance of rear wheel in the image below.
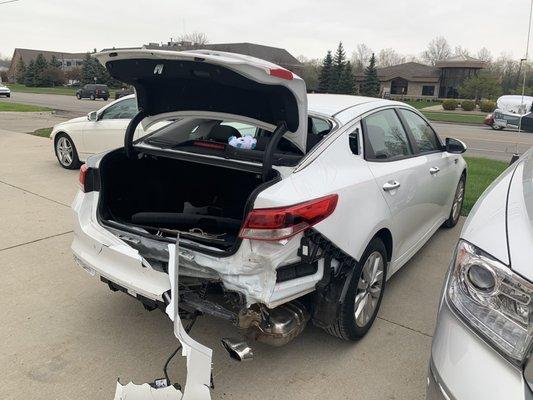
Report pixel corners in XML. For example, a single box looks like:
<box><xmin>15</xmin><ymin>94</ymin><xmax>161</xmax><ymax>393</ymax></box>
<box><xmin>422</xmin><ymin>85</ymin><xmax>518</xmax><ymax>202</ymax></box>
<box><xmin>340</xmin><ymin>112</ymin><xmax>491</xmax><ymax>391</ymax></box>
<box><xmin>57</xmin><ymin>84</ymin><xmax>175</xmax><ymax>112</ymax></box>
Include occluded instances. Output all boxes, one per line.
<box><xmin>90</xmin><ymin>94</ymin><xmax>95</xmax><ymax>100</ymax></box>
<box><xmin>326</xmin><ymin>238</ymin><xmax>387</xmax><ymax>340</ymax></box>
<box><xmin>55</xmin><ymin>133</ymin><xmax>81</xmax><ymax>169</ymax></box>
<box><xmin>76</xmin><ymin>93</ymin><xmax>81</xmax><ymax>100</ymax></box>
<box><xmin>443</xmin><ymin>176</ymin><xmax>465</xmax><ymax>228</ymax></box>
<box><xmin>103</xmin><ymin>96</ymin><xmax>109</xmax><ymax>101</ymax></box>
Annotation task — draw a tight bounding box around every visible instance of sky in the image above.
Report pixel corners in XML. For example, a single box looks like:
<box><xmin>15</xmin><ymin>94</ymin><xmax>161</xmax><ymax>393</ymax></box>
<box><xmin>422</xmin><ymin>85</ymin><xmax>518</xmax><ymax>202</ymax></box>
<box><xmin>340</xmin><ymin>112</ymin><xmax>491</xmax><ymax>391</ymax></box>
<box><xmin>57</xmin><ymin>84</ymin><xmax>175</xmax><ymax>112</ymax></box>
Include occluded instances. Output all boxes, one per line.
<box><xmin>1</xmin><ymin>0</ymin><xmax>531</xmax><ymax>62</ymax></box>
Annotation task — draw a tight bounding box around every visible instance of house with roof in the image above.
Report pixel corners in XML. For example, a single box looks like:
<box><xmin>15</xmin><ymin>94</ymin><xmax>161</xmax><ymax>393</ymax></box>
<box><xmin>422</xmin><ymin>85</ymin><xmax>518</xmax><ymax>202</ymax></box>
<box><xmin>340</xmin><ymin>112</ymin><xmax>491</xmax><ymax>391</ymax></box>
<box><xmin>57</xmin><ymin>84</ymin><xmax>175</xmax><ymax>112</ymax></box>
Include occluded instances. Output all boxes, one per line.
<box><xmin>142</xmin><ymin>41</ymin><xmax>303</xmax><ymax>75</ymax></box>
<box><xmin>355</xmin><ymin>55</ymin><xmax>486</xmax><ymax>99</ymax></box>
<box><xmin>7</xmin><ymin>48</ymin><xmax>87</xmax><ymax>82</ymax></box>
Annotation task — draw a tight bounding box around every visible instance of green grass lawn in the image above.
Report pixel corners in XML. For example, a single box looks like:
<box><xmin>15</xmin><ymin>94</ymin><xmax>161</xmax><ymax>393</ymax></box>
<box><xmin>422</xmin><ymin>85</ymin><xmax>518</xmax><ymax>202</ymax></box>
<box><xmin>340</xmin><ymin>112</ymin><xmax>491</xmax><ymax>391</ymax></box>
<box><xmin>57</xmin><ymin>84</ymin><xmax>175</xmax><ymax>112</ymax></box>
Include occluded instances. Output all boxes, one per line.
<box><xmin>7</xmin><ymin>83</ymin><xmax>117</xmax><ymax>98</ymax></box>
<box><xmin>0</xmin><ymin>102</ymin><xmax>52</xmax><ymax>112</ymax></box>
<box><xmin>422</xmin><ymin>111</ymin><xmax>485</xmax><ymax>124</ymax></box>
<box><xmin>7</xmin><ymin>83</ymin><xmax>78</xmax><ymax>96</ymax></box>
<box><xmin>462</xmin><ymin>156</ymin><xmax>508</xmax><ymax>216</ymax></box>
<box><xmin>30</xmin><ymin>127</ymin><xmax>53</xmax><ymax>138</ymax></box>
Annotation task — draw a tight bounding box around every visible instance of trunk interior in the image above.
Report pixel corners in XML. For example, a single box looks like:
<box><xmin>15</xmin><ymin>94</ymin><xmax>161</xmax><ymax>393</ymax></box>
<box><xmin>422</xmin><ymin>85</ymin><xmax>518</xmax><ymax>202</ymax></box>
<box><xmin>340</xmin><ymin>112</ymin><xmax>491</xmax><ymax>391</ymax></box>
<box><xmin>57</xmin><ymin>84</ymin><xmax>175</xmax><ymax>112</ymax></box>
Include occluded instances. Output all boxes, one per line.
<box><xmin>98</xmin><ymin>150</ymin><xmax>276</xmax><ymax>252</ymax></box>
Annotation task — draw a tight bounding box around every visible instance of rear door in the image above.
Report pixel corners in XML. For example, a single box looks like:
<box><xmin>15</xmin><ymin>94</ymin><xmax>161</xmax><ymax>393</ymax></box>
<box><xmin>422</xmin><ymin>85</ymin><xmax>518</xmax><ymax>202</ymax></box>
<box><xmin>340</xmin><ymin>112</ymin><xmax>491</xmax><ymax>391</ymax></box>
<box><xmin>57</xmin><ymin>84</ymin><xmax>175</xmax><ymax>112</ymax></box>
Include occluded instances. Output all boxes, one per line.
<box><xmin>362</xmin><ymin>108</ymin><xmax>435</xmax><ymax>263</ymax></box>
<box><xmin>83</xmin><ymin>97</ymin><xmax>138</xmax><ymax>154</ymax></box>
<box><xmin>397</xmin><ymin>108</ymin><xmax>458</xmax><ymax>223</ymax></box>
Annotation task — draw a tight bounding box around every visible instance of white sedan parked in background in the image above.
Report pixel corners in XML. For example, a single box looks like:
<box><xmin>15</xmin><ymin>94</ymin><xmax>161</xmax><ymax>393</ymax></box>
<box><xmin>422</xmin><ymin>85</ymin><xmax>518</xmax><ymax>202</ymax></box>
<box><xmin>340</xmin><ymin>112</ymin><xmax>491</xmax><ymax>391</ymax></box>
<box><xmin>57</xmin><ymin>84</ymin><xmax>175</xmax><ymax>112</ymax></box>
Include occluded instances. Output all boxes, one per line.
<box><xmin>428</xmin><ymin>149</ymin><xmax>533</xmax><ymax>400</ymax></box>
<box><xmin>51</xmin><ymin>94</ymin><xmax>140</xmax><ymax>169</ymax></box>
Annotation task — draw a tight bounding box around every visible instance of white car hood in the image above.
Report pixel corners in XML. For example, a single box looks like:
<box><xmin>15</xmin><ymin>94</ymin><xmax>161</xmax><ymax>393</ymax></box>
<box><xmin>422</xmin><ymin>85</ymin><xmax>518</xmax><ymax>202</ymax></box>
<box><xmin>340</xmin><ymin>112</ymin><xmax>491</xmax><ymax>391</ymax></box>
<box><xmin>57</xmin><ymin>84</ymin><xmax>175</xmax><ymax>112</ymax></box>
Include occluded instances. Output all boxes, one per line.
<box><xmin>94</xmin><ymin>49</ymin><xmax>308</xmax><ymax>153</ymax></box>
<box><xmin>506</xmin><ymin>150</ymin><xmax>533</xmax><ymax>279</ymax></box>
<box><xmin>461</xmin><ymin>149</ymin><xmax>533</xmax><ymax>280</ymax></box>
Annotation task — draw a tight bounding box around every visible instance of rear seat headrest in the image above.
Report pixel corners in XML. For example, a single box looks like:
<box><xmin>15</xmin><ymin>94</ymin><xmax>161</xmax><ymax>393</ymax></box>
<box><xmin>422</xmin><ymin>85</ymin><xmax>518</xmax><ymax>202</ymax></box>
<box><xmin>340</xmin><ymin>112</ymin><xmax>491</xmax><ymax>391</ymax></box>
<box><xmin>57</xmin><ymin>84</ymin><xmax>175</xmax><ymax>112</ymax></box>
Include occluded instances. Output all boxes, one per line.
<box><xmin>207</xmin><ymin>125</ymin><xmax>241</xmax><ymax>142</ymax></box>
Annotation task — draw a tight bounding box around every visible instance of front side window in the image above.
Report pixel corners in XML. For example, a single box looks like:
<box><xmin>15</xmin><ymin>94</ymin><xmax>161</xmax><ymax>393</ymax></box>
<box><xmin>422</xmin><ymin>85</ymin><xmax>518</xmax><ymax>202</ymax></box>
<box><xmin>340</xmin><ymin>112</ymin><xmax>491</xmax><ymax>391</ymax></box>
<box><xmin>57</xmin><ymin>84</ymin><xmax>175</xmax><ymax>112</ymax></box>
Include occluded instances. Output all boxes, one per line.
<box><xmin>399</xmin><ymin>109</ymin><xmax>441</xmax><ymax>152</ymax></box>
<box><xmin>363</xmin><ymin>109</ymin><xmax>412</xmax><ymax>160</ymax></box>
<box><xmin>100</xmin><ymin>98</ymin><xmax>138</xmax><ymax>120</ymax></box>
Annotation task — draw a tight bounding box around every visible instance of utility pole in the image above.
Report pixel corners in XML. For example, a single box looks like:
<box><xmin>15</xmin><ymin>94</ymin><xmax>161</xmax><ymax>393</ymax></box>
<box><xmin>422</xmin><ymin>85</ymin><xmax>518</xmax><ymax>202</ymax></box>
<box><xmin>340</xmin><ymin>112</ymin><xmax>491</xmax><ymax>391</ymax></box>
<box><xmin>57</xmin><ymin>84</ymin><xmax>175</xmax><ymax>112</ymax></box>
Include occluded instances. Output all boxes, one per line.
<box><xmin>519</xmin><ymin>0</ymin><xmax>533</xmax><ymax>133</ymax></box>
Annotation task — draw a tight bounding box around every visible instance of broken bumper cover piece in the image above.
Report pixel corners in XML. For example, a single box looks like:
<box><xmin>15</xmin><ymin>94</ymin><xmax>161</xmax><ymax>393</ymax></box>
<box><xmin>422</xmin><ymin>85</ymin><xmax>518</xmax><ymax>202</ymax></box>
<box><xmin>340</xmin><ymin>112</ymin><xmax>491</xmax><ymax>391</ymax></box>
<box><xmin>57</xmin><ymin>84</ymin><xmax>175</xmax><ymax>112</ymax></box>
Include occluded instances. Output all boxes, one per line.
<box><xmin>114</xmin><ymin>381</ymin><xmax>183</xmax><ymax>400</ymax></box>
<box><xmin>114</xmin><ymin>238</ymin><xmax>213</xmax><ymax>400</ymax></box>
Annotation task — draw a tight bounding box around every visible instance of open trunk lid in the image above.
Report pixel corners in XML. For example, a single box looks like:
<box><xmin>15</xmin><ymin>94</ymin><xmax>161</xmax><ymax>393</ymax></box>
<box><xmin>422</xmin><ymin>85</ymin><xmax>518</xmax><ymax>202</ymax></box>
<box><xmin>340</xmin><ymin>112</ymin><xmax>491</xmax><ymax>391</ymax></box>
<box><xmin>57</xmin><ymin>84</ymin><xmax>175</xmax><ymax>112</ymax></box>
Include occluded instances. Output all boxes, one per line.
<box><xmin>95</xmin><ymin>49</ymin><xmax>308</xmax><ymax>153</ymax></box>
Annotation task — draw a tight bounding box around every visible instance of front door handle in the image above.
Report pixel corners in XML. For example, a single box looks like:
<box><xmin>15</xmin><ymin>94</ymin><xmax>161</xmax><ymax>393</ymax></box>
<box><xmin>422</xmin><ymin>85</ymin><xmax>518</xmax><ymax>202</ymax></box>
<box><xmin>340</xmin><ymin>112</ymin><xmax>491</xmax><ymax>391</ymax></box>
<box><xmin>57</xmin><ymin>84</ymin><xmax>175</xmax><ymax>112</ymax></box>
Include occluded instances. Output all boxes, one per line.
<box><xmin>383</xmin><ymin>181</ymin><xmax>401</xmax><ymax>191</ymax></box>
<box><xmin>429</xmin><ymin>166</ymin><xmax>440</xmax><ymax>175</ymax></box>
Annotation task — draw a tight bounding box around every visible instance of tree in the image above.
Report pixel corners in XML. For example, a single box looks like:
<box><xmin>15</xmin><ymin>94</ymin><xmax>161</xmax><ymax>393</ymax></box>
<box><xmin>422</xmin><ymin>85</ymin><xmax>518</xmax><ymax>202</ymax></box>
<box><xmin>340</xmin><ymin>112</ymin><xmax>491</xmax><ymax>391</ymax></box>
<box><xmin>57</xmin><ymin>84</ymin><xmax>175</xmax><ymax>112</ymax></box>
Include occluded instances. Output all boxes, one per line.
<box><xmin>361</xmin><ymin>53</ymin><xmax>380</xmax><ymax>97</ymax></box>
<box><xmin>24</xmin><ymin>60</ymin><xmax>36</xmax><ymax>86</ymax></box>
<box><xmin>352</xmin><ymin>43</ymin><xmax>373</xmax><ymax>73</ymax></box>
<box><xmin>454</xmin><ymin>46</ymin><xmax>471</xmax><ymax>58</ymax></box>
<box><xmin>33</xmin><ymin>53</ymin><xmax>49</xmax><ymax>86</ymax></box>
<box><xmin>297</xmin><ymin>56</ymin><xmax>320</xmax><ymax>92</ymax></box>
<box><xmin>42</xmin><ymin>67</ymin><xmax>65</xmax><ymax>87</ymax></box>
<box><xmin>459</xmin><ymin>72</ymin><xmax>502</xmax><ymax>100</ymax></box>
<box><xmin>15</xmin><ymin>58</ymin><xmax>26</xmax><ymax>83</ymax></box>
<box><xmin>50</xmin><ymin>55</ymin><xmax>62</xmax><ymax>68</ymax></box>
<box><xmin>65</xmin><ymin>67</ymin><xmax>82</xmax><ymax>83</ymax></box>
<box><xmin>477</xmin><ymin>47</ymin><xmax>493</xmax><ymax>63</ymax></box>
<box><xmin>176</xmin><ymin>32</ymin><xmax>208</xmax><ymax>45</ymax></box>
<box><xmin>377</xmin><ymin>48</ymin><xmax>405</xmax><ymax>67</ymax></box>
<box><xmin>421</xmin><ymin>36</ymin><xmax>451</xmax><ymax>65</ymax></box>
<box><xmin>331</xmin><ymin>42</ymin><xmax>347</xmax><ymax>92</ymax></box>
<box><xmin>318</xmin><ymin>50</ymin><xmax>333</xmax><ymax>93</ymax></box>
<box><xmin>80</xmin><ymin>53</ymin><xmax>120</xmax><ymax>86</ymax></box>
<box><xmin>338</xmin><ymin>61</ymin><xmax>355</xmax><ymax>94</ymax></box>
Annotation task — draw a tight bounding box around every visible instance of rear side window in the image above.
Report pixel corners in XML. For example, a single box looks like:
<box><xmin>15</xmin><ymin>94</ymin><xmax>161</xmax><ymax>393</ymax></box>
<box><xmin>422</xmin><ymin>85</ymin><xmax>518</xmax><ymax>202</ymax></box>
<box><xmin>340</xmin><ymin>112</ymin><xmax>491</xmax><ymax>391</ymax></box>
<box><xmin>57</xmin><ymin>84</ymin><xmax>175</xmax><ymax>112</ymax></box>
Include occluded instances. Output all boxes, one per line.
<box><xmin>399</xmin><ymin>109</ymin><xmax>442</xmax><ymax>153</ymax></box>
<box><xmin>362</xmin><ymin>109</ymin><xmax>412</xmax><ymax>160</ymax></box>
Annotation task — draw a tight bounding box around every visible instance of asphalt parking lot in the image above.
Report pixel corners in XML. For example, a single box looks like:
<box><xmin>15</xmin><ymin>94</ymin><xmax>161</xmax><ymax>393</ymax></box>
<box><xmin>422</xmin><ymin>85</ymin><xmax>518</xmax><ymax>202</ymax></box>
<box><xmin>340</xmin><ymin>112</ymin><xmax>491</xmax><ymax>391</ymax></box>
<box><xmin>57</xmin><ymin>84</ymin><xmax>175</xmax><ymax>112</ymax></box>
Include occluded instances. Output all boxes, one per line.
<box><xmin>0</xmin><ymin>112</ymin><xmax>465</xmax><ymax>400</ymax></box>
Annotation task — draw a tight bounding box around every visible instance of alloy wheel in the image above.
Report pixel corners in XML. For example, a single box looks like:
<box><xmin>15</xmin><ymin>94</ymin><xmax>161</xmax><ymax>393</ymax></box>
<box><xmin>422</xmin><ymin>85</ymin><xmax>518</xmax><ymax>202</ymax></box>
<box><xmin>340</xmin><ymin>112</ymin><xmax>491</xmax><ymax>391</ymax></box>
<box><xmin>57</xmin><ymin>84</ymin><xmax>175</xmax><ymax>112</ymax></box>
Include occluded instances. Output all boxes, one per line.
<box><xmin>56</xmin><ymin>137</ymin><xmax>73</xmax><ymax>166</ymax></box>
<box><xmin>354</xmin><ymin>251</ymin><xmax>384</xmax><ymax>327</ymax></box>
<box><xmin>451</xmin><ymin>179</ymin><xmax>465</xmax><ymax>223</ymax></box>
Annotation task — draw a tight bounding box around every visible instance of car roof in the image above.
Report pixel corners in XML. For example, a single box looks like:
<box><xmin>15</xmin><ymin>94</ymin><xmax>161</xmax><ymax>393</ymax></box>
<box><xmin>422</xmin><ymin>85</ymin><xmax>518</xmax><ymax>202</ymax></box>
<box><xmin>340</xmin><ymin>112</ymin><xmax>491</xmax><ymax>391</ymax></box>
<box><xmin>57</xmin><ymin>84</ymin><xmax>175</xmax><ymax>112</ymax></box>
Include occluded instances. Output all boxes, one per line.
<box><xmin>307</xmin><ymin>93</ymin><xmax>406</xmax><ymax>120</ymax></box>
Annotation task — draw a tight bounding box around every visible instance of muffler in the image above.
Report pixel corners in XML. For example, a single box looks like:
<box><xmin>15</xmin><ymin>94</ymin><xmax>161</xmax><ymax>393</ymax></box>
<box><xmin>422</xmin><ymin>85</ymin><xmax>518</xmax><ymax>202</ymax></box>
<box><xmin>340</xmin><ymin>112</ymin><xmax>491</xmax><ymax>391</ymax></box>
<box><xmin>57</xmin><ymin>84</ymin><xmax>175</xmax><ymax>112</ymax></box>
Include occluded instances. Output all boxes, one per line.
<box><xmin>247</xmin><ymin>300</ymin><xmax>310</xmax><ymax>347</ymax></box>
<box><xmin>221</xmin><ymin>338</ymin><xmax>254</xmax><ymax>362</ymax></box>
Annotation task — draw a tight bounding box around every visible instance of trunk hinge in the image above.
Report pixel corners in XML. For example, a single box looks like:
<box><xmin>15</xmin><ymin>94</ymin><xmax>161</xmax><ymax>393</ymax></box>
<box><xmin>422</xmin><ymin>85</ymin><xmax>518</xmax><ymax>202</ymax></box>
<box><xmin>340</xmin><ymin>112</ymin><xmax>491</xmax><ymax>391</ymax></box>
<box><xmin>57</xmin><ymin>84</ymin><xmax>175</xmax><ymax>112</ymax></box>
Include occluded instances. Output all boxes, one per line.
<box><xmin>262</xmin><ymin>121</ymin><xmax>288</xmax><ymax>182</ymax></box>
<box><xmin>124</xmin><ymin>109</ymin><xmax>147</xmax><ymax>159</ymax></box>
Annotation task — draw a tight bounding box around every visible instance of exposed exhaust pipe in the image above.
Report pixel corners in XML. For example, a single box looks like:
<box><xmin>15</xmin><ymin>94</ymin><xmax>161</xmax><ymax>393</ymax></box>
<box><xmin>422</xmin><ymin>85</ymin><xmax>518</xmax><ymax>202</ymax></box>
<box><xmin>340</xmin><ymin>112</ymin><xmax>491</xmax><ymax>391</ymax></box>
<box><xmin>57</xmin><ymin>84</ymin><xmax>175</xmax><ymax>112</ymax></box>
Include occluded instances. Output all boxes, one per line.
<box><xmin>221</xmin><ymin>338</ymin><xmax>254</xmax><ymax>362</ymax></box>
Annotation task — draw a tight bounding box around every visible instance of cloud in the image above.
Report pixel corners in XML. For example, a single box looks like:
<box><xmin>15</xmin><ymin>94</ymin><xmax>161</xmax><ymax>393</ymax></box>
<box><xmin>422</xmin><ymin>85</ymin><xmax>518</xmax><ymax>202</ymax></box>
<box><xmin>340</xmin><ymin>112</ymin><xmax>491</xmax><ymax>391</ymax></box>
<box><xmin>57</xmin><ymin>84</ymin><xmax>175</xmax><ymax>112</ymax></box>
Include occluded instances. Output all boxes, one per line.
<box><xmin>0</xmin><ymin>0</ymin><xmax>529</xmax><ymax>60</ymax></box>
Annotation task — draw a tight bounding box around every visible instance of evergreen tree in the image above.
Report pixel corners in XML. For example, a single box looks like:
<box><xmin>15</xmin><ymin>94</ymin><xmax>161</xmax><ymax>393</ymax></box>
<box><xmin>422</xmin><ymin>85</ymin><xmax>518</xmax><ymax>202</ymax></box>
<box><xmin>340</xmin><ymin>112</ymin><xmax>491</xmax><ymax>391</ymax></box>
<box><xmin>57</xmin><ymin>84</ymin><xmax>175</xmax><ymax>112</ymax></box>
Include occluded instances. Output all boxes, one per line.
<box><xmin>50</xmin><ymin>55</ymin><xmax>62</xmax><ymax>68</ymax></box>
<box><xmin>318</xmin><ymin>51</ymin><xmax>333</xmax><ymax>93</ymax></box>
<box><xmin>81</xmin><ymin>53</ymin><xmax>119</xmax><ymax>86</ymax></box>
<box><xmin>15</xmin><ymin>58</ymin><xmax>26</xmax><ymax>83</ymax></box>
<box><xmin>33</xmin><ymin>53</ymin><xmax>49</xmax><ymax>86</ymax></box>
<box><xmin>24</xmin><ymin>60</ymin><xmax>36</xmax><ymax>86</ymax></box>
<box><xmin>331</xmin><ymin>42</ymin><xmax>346</xmax><ymax>92</ymax></box>
<box><xmin>338</xmin><ymin>61</ymin><xmax>355</xmax><ymax>94</ymax></box>
<box><xmin>361</xmin><ymin>53</ymin><xmax>380</xmax><ymax>97</ymax></box>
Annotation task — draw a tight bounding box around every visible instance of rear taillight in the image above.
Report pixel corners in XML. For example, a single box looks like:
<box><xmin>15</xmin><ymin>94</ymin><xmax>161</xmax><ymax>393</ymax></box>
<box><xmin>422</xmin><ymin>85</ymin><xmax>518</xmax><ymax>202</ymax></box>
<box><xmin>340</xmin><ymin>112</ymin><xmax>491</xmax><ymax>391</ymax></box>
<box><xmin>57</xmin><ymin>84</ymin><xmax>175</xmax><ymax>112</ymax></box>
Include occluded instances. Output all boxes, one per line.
<box><xmin>269</xmin><ymin>68</ymin><xmax>294</xmax><ymax>80</ymax></box>
<box><xmin>239</xmin><ymin>194</ymin><xmax>338</xmax><ymax>241</ymax></box>
<box><xmin>79</xmin><ymin>164</ymin><xmax>89</xmax><ymax>192</ymax></box>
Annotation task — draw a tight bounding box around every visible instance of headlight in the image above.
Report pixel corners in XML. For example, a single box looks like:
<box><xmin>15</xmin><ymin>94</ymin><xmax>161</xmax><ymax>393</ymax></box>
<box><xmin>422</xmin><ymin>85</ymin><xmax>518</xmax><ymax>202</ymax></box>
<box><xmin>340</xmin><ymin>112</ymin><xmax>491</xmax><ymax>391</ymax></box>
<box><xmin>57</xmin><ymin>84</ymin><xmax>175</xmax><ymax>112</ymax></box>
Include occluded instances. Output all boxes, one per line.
<box><xmin>447</xmin><ymin>240</ymin><xmax>533</xmax><ymax>362</ymax></box>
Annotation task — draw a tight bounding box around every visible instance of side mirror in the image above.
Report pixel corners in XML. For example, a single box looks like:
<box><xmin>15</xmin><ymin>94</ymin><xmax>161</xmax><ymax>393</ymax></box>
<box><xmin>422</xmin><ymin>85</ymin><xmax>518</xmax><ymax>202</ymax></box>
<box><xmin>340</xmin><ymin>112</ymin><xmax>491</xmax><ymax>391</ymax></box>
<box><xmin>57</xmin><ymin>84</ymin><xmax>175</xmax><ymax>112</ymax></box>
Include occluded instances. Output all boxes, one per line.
<box><xmin>87</xmin><ymin>111</ymin><xmax>98</xmax><ymax>121</ymax></box>
<box><xmin>445</xmin><ymin>137</ymin><xmax>467</xmax><ymax>154</ymax></box>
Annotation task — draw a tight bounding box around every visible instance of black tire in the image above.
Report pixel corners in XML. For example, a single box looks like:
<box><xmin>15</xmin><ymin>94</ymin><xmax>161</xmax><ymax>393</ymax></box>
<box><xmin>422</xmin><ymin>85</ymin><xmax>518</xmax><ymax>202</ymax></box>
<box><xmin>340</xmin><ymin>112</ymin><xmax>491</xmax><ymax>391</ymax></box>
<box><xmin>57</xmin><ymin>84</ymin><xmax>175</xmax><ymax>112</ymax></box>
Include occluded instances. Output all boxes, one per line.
<box><xmin>90</xmin><ymin>94</ymin><xmax>95</xmax><ymax>100</ymax></box>
<box><xmin>76</xmin><ymin>93</ymin><xmax>81</xmax><ymax>100</ymax></box>
<box><xmin>491</xmin><ymin>124</ymin><xmax>504</xmax><ymax>131</ymax></box>
<box><xmin>54</xmin><ymin>133</ymin><xmax>81</xmax><ymax>169</ymax></box>
<box><xmin>103</xmin><ymin>96</ymin><xmax>109</xmax><ymax>101</ymax></box>
<box><xmin>326</xmin><ymin>237</ymin><xmax>388</xmax><ymax>340</ymax></box>
<box><xmin>443</xmin><ymin>175</ymin><xmax>465</xmax><ymax>228</ymax></box>
<box><xmin>6</xmin><ymin>93</ymin><xmax>10</xmax><ymax>98</ymax></box>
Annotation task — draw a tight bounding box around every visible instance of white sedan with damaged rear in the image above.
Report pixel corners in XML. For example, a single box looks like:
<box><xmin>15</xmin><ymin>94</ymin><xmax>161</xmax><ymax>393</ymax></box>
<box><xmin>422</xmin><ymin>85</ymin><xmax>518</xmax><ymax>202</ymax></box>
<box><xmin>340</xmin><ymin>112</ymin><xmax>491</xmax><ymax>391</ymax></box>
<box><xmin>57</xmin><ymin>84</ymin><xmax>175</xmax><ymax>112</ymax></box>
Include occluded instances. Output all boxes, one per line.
<box><xmin>72</xmin><ymin>49</ymin><xmax>467</xmax><ymax>355</ymax></box>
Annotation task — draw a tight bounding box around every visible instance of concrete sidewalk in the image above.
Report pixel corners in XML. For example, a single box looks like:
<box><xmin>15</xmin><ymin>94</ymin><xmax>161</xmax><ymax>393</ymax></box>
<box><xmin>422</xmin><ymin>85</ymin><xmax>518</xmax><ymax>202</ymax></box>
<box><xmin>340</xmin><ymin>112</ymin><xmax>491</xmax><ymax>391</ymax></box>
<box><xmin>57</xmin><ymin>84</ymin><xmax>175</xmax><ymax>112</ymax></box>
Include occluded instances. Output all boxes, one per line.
<box><xmin>0</xmin><ymin>126</ymin><xmax>462</xmax><ymax>400</ymax></box>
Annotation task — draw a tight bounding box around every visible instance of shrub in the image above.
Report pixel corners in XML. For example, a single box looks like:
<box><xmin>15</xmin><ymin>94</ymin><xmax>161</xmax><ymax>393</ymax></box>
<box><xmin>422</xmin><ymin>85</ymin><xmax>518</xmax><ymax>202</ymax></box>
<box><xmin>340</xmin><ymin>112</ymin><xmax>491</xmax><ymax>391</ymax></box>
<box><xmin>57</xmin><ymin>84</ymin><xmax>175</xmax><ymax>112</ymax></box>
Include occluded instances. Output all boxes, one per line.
<box><xmin>442</xmin><ymin>99</ymin><xmax>458</xmax><ymax>110</ymax></box>
<box><xmin>461</xmin><ymin>100</ymin><xmax>475</xmax><ymax>111</ymax></box>
<box><xmin>480</xmin><ymin>100</ymin><xmax>496</xmax><ymax>113</ymax></box>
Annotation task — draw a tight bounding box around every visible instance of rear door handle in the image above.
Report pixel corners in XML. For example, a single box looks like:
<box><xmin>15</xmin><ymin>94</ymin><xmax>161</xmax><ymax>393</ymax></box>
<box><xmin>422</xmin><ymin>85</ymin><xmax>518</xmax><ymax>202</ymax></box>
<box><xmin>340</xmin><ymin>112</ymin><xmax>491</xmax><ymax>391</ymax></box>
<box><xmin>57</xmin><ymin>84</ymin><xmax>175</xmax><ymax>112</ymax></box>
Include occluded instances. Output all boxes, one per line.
<box><xmin>383</xmin><ymin>181</ymin><xmax>401</xmax><ymax>191</ymax></box>
<box><xmin>429</xmin><ymin>166</ymin><xmax>440</xmax><ymax>175</ymax></box>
